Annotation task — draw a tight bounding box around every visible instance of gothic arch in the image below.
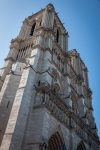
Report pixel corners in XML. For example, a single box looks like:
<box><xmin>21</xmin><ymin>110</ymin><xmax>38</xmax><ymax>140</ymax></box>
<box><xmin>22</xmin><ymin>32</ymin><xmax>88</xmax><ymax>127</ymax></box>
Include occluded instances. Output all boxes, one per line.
<box><xmin>76</xmin><ymin>141</ymin><xmax>86</xmax><ymax>150</ymax></box>
<box><xmin>48</xmin><ymin>132</ymin><xmax>66</xmax><ymax>150</ymax></box>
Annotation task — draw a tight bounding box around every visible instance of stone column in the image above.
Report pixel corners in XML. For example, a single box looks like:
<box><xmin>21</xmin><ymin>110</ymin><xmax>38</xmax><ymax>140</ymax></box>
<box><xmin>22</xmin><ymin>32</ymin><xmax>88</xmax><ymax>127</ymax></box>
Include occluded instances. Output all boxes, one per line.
<box><xmin>63</xmin><ymin>33</ymin><xmax>68</xmax><ymax>53</ymax></box>
<box><xmin>63</xmin><ymin>60</ymin><xmax>72</xmax><ymax>108</ymax></box>
<box><xmin>0</xmin><ymin>62</ymin><xmax>25</xmax><ymax>146</ymax></box>
<box><xmin>75</xmin><ymin>54</ymin><xmax>79</xmax><ymax>74</ymax></box>
<box><xmin>77</xmin><ymin>76</ymin><xmax>86</xmax><ymax>118</ymax></box>
<box><xmin>40</xmin><ymin>50</ymin><xmax>52</xmax><ymax>86</ymax></box>
<box><xmin>35</xmin><ymin>34</ymin><xmax>43</xmax><ymax>47</ymax></box>
<box><xmin>42</xmin><ymin>5</ymin><xmax>54</xmax><ymax>29</ymax></box>
<box><xmin>18</xmin><ymin>19</ymin><xmax>29</xmax><ymax>39</ymax></box>
<box><xmin>0</xmin><ymin>47</ymin><xmax>41</xmax><ymax>150</ymax></box>
<box><xmin>0</xmin><ymin>38</ymin><xmax>20</xmax><ymax>91</ymax></box>
<box><xmin>85</xmin><ymin>67</ymin><xmax>89</xmax><ymax>88</ymax></box>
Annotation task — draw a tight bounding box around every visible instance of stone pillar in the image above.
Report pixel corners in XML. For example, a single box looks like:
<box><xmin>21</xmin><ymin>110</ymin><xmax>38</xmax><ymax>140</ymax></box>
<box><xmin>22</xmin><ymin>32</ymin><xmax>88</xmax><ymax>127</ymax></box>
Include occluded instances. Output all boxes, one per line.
<box><xmin>7</xmin><ymin>38</ymin><xmax>20</xmax><ymax>60</ymax></box>
<box><xmin>0</xmin><ymin>62</ymin><xmax>25</xmax><ymax>145</ymax></box>
<box><xmin>66</xmin><ymin>33</ymin><xmax>68</xmax><ymax>52</ymax></box>
<box><xmin>35</xmin><ymin>35</ymin><xmax>43</xmax><ymax>47</ymax></box>
<box><xmin>42</xmin><ymin>5</ymin><xmax>55</xmax><ymax>29</ymax></box>
<box><xmin>18</xmin><ymin>19</ymin><xmax>30</xmax><ymax>40</ymax></box>
<box><xmin>85</xmin><ymin>67</ymin><xmax>89</xmax><ymax>88</ymax></box>
<box><xmin>63</xmin><ymin>59</ymin><xmax>72</xmax><ymax>108</ymax></box>
<box><xmin>0</xmin><ymin>59</ymin><xmax>13</xmax><ymax>90</ymax></box>
<box><xmin>75</xmin><ymin>54</ymin><xmax>79</xmax><ymax>74</ymax></box>
<box><xmin>0</xmin><ymin>47</ymin><xmax>41</xmax><ymax>150</ymax></box>
<box><xmin>77</xmin><ymin>76</ymin><xmax>86</xmax><ymax>117</ymax></box>
<box><xmin>77</xmin><ymin>57</ymin><xmax>81</xmax><ymax>75</ymax></box>
<box><xmin>40</xmin><ymin>50</ymin><xmax>52</xmax><ymax>86</ymax></box>
<box><xmin>63</xmin><ymin>33</ymin><xmax>68</xmax><ymax>53</ymax></box>
<box><xmin>78</xmin><ymin>96</ymin><xmax>86</xmax><ymax>118</ymax></box>
<box><xmin>0</xmin><ymin>38</ymin><xmax>20</xmax><ymax>91</ymax></box>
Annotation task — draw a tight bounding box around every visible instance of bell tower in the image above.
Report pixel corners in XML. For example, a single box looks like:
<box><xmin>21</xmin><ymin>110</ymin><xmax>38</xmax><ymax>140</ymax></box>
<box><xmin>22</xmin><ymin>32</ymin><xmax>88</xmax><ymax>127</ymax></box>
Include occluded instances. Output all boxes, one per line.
<box><xmin>0</xmin><ymin>4</ymin><xmax>99</xmax><ymax>150</ymax></box>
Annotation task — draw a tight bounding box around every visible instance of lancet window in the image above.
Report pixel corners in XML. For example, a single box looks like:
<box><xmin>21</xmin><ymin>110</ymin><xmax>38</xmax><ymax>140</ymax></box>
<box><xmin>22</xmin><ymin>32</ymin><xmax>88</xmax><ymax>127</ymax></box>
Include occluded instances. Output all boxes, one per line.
<box><xmin>56</xmin><ymin>29</ymin><xmax>59</xmax><ymax>43</ymax></box>
<box><xmin>16</xmin><ymin>47</ymin><xmax>31</xmax><ymax>60</ymax></box>
<box><xmin>30</xmin><ymin>23</ymin><xmax>36</xmax><ymax>36</ymax></box>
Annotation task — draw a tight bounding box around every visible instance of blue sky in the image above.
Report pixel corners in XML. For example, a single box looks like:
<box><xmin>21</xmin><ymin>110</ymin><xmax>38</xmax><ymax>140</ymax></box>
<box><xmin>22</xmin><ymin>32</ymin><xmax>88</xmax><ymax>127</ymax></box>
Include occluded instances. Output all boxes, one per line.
<box><xmin>0</xmin><ymin>0</ymin><xmax>100</xmax><ymax>137</ymax></box>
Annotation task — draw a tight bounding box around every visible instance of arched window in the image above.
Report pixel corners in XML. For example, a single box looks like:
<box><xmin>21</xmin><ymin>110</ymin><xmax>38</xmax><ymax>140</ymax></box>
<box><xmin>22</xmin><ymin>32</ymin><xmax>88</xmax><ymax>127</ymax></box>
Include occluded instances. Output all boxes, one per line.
<box><xmin>76</xmin><ymin>141</ymin><xmax>86</xmax><ymax>150</ymax></box>
<box><xmin>30</xmin><ymin>23</ymin><xmax>36</xmax><ymax>36</ymax></box>
<box><xmin>56</xmin><ymin>29</ymin><xmax>59</xmax><ymax>43</ymax></box>
<box><xmin>48</xmin><ymin>132</ymin><xmax>66</xmax><ymax>150</ymax></box>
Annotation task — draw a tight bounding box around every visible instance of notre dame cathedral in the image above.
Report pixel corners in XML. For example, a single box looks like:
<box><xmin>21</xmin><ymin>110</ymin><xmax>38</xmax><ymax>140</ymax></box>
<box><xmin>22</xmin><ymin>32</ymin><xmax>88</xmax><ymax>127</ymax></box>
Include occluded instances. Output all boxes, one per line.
<box><xmin>0</xmin><ymin>3</ymin><xmax>99</xmax><ymax>150</ymax></box>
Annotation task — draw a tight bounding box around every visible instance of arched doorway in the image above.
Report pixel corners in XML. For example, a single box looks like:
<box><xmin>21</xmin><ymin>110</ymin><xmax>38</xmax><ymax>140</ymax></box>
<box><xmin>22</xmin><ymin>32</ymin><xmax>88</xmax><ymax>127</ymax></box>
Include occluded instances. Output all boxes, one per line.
<box><xmin>48</xmin><ymin>132</ymin><xmax>66</xmax><ymax>150</ymax></box>
<box><xmin>76</xmin><ymin>141</ymin><xmax>86</xmax><ymax>150</ymax></box>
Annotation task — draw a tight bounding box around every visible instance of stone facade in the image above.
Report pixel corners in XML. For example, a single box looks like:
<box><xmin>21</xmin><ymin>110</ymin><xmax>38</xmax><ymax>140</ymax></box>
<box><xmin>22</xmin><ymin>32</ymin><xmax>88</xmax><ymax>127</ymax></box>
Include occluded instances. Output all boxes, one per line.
<box><xmin>0</xmin><ymin>3</ymin><xmax>100</xmax><ymax>150</ymax></box>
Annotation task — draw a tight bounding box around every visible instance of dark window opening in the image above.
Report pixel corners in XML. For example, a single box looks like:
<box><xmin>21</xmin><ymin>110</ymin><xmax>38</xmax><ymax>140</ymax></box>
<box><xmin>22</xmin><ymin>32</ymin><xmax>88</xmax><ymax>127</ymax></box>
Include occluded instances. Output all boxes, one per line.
<box><xmin>42</xmin><ymin>91</ymin><xmax>45</xmax><ymax>103</ymax></box>
<box><xmin>30</xmin><ymin>23</ymin><xmax>36</xmax><ymax>36</ymax></box>
<box><xmin>56</xmin><ymin>29</ymin><xmax>59</xmax><ymax>43</ymax></box>
<box><xmin>53</xmin><ymin>87</ymin><xmax>56</xmax><ymax>94</ymax></box>
<box><xmin>38</xmin><ymin>80</ymin><xmax>41</xmax><ymax>86</ymax></box>
<box><xmin>62</xmin><ymin>68</ymin><xmax>64</xmax><ymax>73</ymax></box>
<box><xmin>40</xmin><ymin>21</ymin><xmax>42</xmax><ymax>26</ymax></box>
<box><xmin>7</xmin><ymin>101</ymin><xmax>10</xmax><ymax>108</ymax></box>
<box><xmin>16</xmin><ymin>51</ymin><xmax>19</xmax><ymax>59</ymax></box>
<box><xmin>57</xmin><ymin>56</ymin><xmax>60</xmax><ymax>61</ymax></box>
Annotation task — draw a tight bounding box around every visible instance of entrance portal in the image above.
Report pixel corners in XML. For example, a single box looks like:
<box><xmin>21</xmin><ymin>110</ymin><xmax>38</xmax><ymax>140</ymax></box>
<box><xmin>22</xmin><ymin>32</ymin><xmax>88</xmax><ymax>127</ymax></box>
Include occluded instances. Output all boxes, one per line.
<box><xmin>48</xmin><ymin>132</ymin><xmax>65</xmax><ymax>150</ymax></box>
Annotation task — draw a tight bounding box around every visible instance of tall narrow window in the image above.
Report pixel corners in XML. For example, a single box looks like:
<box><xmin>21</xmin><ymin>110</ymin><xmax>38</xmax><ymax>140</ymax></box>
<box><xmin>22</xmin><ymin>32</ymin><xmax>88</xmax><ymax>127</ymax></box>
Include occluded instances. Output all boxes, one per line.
<box><xmin>7</xmin><ymin>101</ymin><xmax>10</xmax><ymax>108</ymax></box>
<box><xmin>38</xmin><ymin>80</ymin><xmax>41</xmax><ymax>86</ymax></box>
<box><xmin>39</xmin><ymin>21</ymin><xmax>42</xmax><ymax>26</ymax></box>
<box><xmin>56</xmin><ymin>29</ymin><xmax>59</xmax><ymax>43</ymax></box>
<box><xmin>30</xmin><ymin>23</ymin><xmax>36</xmax><ymax>36</ymax></box>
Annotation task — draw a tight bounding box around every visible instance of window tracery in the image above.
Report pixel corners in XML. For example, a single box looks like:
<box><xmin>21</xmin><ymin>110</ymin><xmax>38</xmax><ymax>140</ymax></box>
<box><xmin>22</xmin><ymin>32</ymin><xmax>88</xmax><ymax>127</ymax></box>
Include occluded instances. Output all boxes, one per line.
<box><xmin>16</xmin><ymin>46</ymin><xmax>32</xmax><ymax>60</ymax></box>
